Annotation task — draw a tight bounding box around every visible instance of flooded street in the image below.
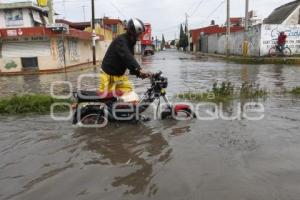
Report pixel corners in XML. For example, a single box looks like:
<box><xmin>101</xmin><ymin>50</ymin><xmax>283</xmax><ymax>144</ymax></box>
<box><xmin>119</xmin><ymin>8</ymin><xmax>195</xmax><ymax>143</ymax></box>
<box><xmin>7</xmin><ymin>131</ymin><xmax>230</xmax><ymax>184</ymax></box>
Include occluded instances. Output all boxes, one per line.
<box><xmin>1</xmin><ymin>50</ymin><xmax>300</xmax><ymax>200</ymax></box>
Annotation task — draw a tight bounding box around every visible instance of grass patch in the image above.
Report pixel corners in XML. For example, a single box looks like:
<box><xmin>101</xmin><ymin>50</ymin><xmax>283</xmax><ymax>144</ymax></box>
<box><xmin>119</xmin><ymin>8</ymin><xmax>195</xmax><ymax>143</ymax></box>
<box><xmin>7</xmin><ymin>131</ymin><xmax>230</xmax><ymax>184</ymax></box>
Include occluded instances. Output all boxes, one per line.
<box><xmin>240</xmin><ymin>82</ymin><xmax>268</xmax><ymax>99</ymax></box>
<box><xmin>289</xmin><ymin>87</ymin><xmax>300</xmax><ymax>95</ymax></box>
<box><xmin>0</xmin><ymin>94</ymin><xmax>72</xmax><ymax>115</ymax></box>
<box><xmin>226</xmin><ymin>56</ymin><xmax>300</xmax><ymax>65</ymax></box>
<box><xmin>177</xmin><ymin>81</ymin><xmax>268</xmax><ymax>102</ymax></box>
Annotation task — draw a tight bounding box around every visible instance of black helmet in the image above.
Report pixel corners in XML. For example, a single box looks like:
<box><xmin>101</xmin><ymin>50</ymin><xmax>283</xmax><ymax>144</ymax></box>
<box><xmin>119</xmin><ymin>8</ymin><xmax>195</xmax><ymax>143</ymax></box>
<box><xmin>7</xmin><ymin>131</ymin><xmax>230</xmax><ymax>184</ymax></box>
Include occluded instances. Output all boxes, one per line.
<box><xmin>126</xmin><ymin>18</ymin><xmax>145</xmax><ymax>37</ymax></box>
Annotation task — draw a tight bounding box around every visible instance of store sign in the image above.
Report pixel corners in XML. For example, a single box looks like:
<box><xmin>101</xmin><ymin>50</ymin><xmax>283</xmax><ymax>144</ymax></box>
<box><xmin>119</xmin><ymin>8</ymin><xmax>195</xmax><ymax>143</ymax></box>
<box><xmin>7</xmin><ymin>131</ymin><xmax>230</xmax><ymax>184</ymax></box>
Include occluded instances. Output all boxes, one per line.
<box><xmin>2</xmin><ymin>36</ymin><xmax>50</xmax><ymax>42</ymax></box>
<box><xmin>6</xmin><ymin>29</ymin><xmax>24</xmax><ymax>36</ymax></box>
<box><xmin>37</xmin><ymin>0</ymin><xmax>48</xmax><ymax>7</ymax></box>
<box><xmin>7</xmin><ymin>30</ymin><xmax>17</xmax><ymax>36</ymax></box>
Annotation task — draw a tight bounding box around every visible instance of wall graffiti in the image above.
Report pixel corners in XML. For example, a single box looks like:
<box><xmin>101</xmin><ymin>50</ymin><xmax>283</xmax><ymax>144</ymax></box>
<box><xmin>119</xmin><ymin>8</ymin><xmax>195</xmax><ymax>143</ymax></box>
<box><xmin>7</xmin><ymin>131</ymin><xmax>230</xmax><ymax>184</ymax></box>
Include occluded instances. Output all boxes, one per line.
<box><xmin>57</xmin><ymin>39</ymin><xmax>65</xmax><ymax>67</ymax></box>
<box><xmin>4</xmin><ymin>60</ymin><xmax>17</xmax><ymax>70</ymax></box>
<box><xmin>261</xmin><ymin>24</ymin><xmax>300</xmax><ymax>56</ymax></box>
<box><xmin>68</xmin><ymin>39</ymin><xmax>80</xmax><ymax>61</ymax></box>
<box><xmin>203</xmin><ymin>24</ymin><xmax>300</xmax><ymax>56</ymax></box>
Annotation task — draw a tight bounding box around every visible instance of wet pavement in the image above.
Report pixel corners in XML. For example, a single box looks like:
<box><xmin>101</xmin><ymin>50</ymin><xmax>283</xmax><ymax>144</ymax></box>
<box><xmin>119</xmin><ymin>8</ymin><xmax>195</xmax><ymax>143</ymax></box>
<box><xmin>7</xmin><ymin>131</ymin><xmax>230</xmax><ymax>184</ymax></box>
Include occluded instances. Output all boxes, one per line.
<box><xmin>1</xmin><ymin>50</ymin><xmax>300</xmax><ymax>200</ymax></box>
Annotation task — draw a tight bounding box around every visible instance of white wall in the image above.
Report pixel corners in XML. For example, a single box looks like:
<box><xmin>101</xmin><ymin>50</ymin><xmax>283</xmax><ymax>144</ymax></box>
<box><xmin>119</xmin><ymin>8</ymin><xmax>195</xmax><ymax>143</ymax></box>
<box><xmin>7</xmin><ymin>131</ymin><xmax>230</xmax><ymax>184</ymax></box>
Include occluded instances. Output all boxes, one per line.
<box><xmin>205</xmin><ymin>24</ymin><xmax>300</xmax><ymax>56</ymax></box>
<box><xmin>260</xmin><ymin>24</ymin><xmax>300</xmax><ymax>56</ymax></box>
<box><xmin>0</xmin><ymin>10</ymin><xmax>5</xmax><ymax>28</ymax></box>
<box><xmin>247</xmin><ymin>25</ymin><xmax>261</xmax><ymax>56</ymax></box>
<box><xmin>207</xmin><ymin>34</ymin><xmax>219</xmax><ymax>54</ymax></box>
<box><xmin>23</xmin><ymin>8</ymin><xmax>34</xmax><ymax>27</ymax></box>
<box><xmin>0</xmin><ymin>8</ymin><xmax>33</xmax><ymax>28</ymax></box>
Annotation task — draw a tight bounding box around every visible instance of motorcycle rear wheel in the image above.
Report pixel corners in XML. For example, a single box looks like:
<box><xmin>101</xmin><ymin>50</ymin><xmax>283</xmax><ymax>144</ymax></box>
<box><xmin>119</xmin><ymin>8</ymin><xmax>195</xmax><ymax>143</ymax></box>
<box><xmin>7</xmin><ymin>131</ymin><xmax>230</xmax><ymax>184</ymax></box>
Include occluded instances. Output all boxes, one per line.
<box><xmin>74</xmin><ymin>107</ymin><xmax>108</xmax><ymax>126</ymax></box>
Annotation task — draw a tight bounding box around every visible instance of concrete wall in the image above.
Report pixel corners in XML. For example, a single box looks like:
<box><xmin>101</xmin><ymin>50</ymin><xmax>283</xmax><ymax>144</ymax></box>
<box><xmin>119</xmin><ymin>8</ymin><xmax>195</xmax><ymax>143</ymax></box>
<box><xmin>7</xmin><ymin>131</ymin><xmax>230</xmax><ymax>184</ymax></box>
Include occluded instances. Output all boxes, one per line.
<box><xmin>0</xmin><ymin>8</ymin><xmax>33</xmax><ymax>28</ymax></box>
<box><xmin>135</xmin><ymin>41</ymin><xmax>142</xmax><ymax>55</ymax></box>
<box><xmin>204</xmin><ymin>24</ymin><xmax>300</xmax><ymax>56</ymax></box>
<box><xmin>97</xmin><ymin>40</ymin><xmax>111</xmax><ymax>61</ymax></box>
<box><xmin>260</xmin><ymin>24</ymin><xmax>300</xmax><ymax>56</ymax></box>
<box><xmin>0</xmin><ymin>10</ymin><xmax>5</xmax><ymax>28</ymax></box>
<box><xmin>0</xmin><ymin>57</ymin><xmax>22</xmax><ymax>73</ymax></box>
<box><xmin>200</xmin><ymin>36</ymin><xmax>208</xmax><ymax>53</ymax></box>
<box><xmin>247</xmin><ymin>25</ymin><xmax>261</xmax><ymax>56</ymax></box>
<box><xmin>85</xmin><ymin>25</ymin><xmax>113</xmax><ymax>41</ymax></box>
<box><xmin>0</xmin><ymin>37</ymin><xmax>111</xmax><ymax>73</ymax></box>
<box><xmin>206</xmin><ymin>25</ymin><xmax>261</xmax><ymax>56</ymax></box>
<box><xmin>207</xmin><ymin>34</ymin><xmax>219</xmax><ymax>54</ymax></box>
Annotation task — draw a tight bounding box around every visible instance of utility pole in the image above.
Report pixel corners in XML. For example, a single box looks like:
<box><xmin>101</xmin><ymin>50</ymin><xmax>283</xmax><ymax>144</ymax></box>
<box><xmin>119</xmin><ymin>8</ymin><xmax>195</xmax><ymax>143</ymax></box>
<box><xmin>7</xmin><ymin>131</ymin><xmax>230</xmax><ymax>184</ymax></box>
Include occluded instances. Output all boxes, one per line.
<box><xmin>91</xmin><ymin>0</ymin><xmax>96</xmax><ymax>65</ymax></box>
<box><xmin>63</xmin><ymin>0</ymin><xmax>66</xmax><ymax>19</ymax></box>
<box><xmin>243</xmin><ymin>0</ymin><xmax>249</xmax><ymax>57</ymax></box>
<box><xmin>226</xmin><ymin>0</ymin><xmax>231</xmax><ymax>57</ymax></box>
<box><xmin>82</xmin><ymin>6</ymin><xmax>86</xmax><ymax>21</ymax></box>
<box><xmin>185</xmin><ymin>13</ymin><xmax>189</xmax><ymax>33</ymax></box>
<box><xmin>245</xmin><ymin>0</ymin><xmax>249</xmax><ymax>32</ymax></box>
<box><xmin>47</xmin><ymin>0</ymin><xmax>54</xmax><ymax>24</ymax></box>
<box><xmin>155</xmin><ymin>36</ymin><xmax>158</xmax><ymax>51</ymax></box>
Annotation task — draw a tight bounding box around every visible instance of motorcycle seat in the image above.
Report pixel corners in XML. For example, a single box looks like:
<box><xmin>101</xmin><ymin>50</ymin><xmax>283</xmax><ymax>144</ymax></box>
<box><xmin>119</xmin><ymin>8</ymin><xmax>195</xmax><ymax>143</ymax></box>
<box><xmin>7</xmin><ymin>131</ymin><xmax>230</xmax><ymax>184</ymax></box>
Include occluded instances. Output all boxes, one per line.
<box><xmin>76</xmin><ymin>90</ymin><xmax>124</xmax><ymax>102</ymax></box>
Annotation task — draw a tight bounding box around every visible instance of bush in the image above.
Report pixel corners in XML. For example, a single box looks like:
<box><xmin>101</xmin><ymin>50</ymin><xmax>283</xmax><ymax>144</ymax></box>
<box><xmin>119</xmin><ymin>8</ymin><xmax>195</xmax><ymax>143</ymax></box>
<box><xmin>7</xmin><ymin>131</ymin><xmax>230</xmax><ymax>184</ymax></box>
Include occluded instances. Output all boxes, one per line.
<box><xmin>177</xmin><ymin>81</ymin><xmax>267</xmax><ymax>102</ymax></box>
<box><xmin>290</xmin><ymin>87</ymin><xmax>300</xmax><ymax>95</ymax></box>
<box><xmin>0</xmin><ymin>94</ymin><xmax>71</xmax><ymax>115</ymax></box>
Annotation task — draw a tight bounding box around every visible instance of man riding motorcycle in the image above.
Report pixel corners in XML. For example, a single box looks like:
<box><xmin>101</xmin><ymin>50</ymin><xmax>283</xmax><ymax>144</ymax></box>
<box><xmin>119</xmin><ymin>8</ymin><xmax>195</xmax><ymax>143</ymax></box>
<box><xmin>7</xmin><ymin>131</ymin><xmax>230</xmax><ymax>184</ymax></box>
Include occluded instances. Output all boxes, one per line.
<box><xmin>99</xmin><ymin>18</ymin><xmax>150</xmax><ymax>102</ymax></box>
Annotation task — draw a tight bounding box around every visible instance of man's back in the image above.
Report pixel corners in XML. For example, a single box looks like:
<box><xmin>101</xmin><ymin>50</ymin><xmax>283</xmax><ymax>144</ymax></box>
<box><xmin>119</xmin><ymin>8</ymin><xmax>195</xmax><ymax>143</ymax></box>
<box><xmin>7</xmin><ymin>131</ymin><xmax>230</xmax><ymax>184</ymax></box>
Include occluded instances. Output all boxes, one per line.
<box><xmin>278</xmin><ymin>34</ymin><xmax>287</xmax><ymax>45</ymax></box>
<box><xmin>101</xmin><ymin>33</ymin><xmax>140</xmax><ymax>76</ymax></box>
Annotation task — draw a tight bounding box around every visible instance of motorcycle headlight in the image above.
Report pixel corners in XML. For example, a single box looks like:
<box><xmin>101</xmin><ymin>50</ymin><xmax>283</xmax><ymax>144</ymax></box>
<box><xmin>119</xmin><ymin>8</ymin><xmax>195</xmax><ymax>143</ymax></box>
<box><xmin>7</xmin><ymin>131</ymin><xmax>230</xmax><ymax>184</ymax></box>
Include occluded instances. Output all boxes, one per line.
<box><xmin>159</xmin><ymin>77</ymin><xmax>168</xmax><ymax>89</ymax></box>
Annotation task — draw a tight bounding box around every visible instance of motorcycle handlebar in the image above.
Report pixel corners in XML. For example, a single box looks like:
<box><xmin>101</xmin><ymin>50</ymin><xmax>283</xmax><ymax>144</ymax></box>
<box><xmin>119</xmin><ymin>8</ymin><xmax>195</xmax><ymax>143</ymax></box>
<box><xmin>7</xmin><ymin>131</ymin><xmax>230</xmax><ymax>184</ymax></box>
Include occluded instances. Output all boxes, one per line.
<box><xmin>150</xmin><ymin>71</ymin><xmax>163</xmax><ymax>79</ymax></box>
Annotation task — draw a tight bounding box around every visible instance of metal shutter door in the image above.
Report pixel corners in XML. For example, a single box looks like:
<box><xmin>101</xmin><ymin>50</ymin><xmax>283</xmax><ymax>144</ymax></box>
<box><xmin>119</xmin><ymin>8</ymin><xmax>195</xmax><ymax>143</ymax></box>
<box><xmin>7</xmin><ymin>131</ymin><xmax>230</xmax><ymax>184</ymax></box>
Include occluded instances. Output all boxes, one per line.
<box><xmin>2</xmin><ymin>42</ymin><xmax>51</xmax><ymax>58</ymax></box>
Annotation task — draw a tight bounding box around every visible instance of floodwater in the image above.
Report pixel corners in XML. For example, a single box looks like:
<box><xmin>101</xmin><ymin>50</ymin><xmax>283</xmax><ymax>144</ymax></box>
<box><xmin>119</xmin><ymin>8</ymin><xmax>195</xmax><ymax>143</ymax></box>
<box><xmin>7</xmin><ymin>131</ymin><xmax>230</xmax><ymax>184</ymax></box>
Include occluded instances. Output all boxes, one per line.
<box><xmin>1</xmin><ymin>50</ymin><xmax>300</xmax><ymax>200</ymax></box>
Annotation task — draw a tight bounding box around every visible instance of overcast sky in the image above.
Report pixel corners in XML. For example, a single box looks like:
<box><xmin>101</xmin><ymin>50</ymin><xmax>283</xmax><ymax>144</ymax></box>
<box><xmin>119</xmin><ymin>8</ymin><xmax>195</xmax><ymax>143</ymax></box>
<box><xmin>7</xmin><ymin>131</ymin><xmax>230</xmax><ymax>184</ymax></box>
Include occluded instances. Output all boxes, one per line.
<box><xmin>3</xmin><ymin>0</ymin><xmax>294</xmax><ymax>40</ymax></box>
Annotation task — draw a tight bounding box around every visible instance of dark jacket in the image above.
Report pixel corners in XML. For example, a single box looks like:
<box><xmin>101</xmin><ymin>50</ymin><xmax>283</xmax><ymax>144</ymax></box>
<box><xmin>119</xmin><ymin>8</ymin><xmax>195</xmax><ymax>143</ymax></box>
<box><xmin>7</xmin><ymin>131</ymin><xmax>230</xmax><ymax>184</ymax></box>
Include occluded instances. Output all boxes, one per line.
<box><xmin>101</xmin><ymin>33</ymin><xmax>141</xmax><ymax>76</ymax></box>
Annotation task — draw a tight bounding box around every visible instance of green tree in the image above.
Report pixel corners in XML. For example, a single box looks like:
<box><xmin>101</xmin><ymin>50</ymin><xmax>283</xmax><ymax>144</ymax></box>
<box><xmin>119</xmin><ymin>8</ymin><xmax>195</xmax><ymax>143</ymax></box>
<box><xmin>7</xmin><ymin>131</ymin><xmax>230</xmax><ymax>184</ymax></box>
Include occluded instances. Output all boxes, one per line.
<box><xmin>179</xmin><ymin>24</ymin><xmax>188</xmax><ymax>51</ymax></box>
<box><xmin>161</xmin><ymin>34</ymin><xmax>166</xmax><ymax>50</ymax></box>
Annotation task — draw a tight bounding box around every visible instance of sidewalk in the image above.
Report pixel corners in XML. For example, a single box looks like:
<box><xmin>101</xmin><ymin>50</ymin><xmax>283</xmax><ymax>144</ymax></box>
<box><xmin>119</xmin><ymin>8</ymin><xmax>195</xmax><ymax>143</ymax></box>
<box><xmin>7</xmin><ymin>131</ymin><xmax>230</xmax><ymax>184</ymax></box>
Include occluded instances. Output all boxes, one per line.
<box><xmin>190</xmin><ymin>52</ymin><xmax>300</xmax><ymax>65</ymax></box>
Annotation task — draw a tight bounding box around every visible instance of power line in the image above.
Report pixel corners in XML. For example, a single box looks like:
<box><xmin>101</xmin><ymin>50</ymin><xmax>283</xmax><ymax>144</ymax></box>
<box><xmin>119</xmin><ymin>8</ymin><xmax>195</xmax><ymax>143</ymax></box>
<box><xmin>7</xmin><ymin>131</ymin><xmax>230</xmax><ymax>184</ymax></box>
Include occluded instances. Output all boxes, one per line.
<box><xmin>108</xmin><ymin>0</ymin><xmax>127</xmax><ymax>19</ymax></box>
<box><xmin>189</xmin><ymin>0</ymin><xmax>205</xmax><ymax>17</ymax></box>
<box><xmin>199</xmin><ymin>0</ymin><xmax>225</xmax><ymax>26</ymax></box>
<box><xmin>156</xmin><ymin>1</ymin><xmax>225</xmax><ymax>34</ymax></box>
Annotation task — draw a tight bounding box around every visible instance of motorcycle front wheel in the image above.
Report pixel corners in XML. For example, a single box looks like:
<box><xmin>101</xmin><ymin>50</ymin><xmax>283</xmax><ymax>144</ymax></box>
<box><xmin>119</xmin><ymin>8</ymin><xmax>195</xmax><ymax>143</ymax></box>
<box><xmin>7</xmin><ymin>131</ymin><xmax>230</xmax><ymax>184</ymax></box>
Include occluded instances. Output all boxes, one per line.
<box><xmin>74</xmin><ymin>107</ymin><xmax>108</xmax><ymax>126</ymax></box>
<box><xmin>161</xmin><ymin>107</ymin><xmax>195</xmax><ymax>120</ymax></box>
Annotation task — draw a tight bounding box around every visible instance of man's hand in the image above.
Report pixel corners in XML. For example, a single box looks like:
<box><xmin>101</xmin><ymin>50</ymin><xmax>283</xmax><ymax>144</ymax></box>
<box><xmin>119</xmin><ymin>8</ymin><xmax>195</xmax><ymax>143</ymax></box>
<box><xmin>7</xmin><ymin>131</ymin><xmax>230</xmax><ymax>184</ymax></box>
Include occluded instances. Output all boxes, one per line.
<box><xmin>138</xmin><ymin>69</ymin><xmax>152</xmax><ymax>79</ymax></box>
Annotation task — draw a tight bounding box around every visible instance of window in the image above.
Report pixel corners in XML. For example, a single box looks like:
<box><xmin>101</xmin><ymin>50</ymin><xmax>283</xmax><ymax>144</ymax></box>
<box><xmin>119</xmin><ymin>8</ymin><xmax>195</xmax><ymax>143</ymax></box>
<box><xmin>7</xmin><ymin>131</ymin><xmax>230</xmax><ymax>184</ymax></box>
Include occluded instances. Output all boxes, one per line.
<box><xmin>111</xmin><ymin>25</ymin><xmax>118</xmax><ymax>33</ymax></box>
<box><xmin>21</xmin><ymin>57</ymin><xmax>39</xmax><ymax>69</ymax></box>
<box><xmin>5</xmin><ymin>9</ymin><xmax>24</xmax><ymax>27</ymax></box>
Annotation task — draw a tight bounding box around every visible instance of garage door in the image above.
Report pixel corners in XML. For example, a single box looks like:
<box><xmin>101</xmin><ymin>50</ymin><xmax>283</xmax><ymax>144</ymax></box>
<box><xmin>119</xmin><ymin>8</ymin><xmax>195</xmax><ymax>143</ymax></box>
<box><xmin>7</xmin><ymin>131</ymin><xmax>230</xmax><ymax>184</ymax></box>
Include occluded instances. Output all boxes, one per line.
<box><xmin>2</xmin><ymin>41</ymin><xmax>51</xmax><ymax>58</ymax></box>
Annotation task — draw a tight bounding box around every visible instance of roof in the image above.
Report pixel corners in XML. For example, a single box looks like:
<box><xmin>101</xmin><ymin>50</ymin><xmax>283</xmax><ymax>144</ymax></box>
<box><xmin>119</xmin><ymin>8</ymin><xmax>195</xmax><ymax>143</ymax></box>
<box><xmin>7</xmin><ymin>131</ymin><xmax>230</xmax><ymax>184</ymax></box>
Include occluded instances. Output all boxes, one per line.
<box><xmin>56</xmin><ymin>19</ymin><xmax>111</xmax><ymax>31</ymax></box>
<box><xmin>230</xmin><ymin>17</ymin><xmax>243</xmax><ymax>23</ymax></box>
<box><xmin>0</xmin><ymin>27</ymin><xmax>102</xmax><ymax>41</ymax></box>
<box><xmin>263</xmin><ymin>0</ymin><xmax>300</xmax><ymax>24</ymax></box>
<box><xmin>103</xmin><ymin>18</ymin><xmax>123</xmax><ymax>25</ymax></box>
<box><xmin>0</xmin><ymin>1</ymin><xmax>48</xmax><ymax>13</ymax></box>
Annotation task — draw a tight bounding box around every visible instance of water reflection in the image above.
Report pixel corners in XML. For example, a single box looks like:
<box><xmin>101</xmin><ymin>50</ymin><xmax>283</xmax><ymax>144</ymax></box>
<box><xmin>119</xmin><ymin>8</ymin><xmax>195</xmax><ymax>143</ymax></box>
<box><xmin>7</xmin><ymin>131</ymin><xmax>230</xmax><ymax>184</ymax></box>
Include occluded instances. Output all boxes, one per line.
<box><xmin>272</xmin><ymin>65</ymin><xmax>285</xmax><ymax>88</ymax></box>
<box><xmin>73</xmin><ymin>123</ymin><xmax>173</xmax><ymax>196</ymax></box>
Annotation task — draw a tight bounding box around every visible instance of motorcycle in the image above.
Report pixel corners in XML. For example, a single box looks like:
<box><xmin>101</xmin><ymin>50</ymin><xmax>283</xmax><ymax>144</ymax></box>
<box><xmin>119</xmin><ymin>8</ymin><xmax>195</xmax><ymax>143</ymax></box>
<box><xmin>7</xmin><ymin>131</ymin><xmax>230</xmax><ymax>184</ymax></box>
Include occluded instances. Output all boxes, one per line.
<box><xmin>72</xmin><ymin>71</ymin><xmax>194</xmax><ymax>125</ymax></box>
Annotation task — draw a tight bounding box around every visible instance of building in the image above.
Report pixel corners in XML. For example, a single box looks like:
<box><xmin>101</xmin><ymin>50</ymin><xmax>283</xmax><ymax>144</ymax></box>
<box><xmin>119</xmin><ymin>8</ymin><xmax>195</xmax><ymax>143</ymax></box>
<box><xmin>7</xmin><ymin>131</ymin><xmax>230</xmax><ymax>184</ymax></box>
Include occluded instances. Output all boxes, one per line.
<box><xmin>263</xmin><ymin>0</ymin><xmax>300</xmax><ymax>24</ymax></box>
<box><xmin>227</xmin><ymin>17</ymin><xmax>244</xmax><ymax>27</ymax></box>
<box><xmin>189</xmin><ymin>24</ymin><xmax>244</xmax><ymax>52</ymax></box>
<box><xmin>0</xmin><ymin>1</ymin><xmax>49</xmax><ymax>28</ymax></box>
<box><xmin>0</xmin><ymin>2</ymin><xmax>108</xmax><ymax>75</ymax></box>
<box><xmin>56</xmin><ymin>19</ymin><xmax>113</xmax><ymax>41</ymax></box>
<box><xmin>101</xmin><ymin>17</ymin><xmax>126</xmax><ymax>39</ymax></box>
